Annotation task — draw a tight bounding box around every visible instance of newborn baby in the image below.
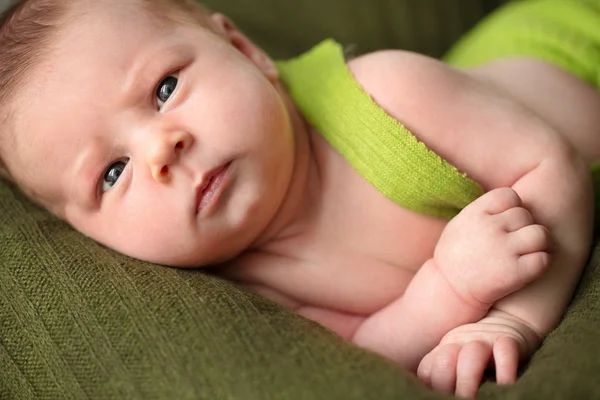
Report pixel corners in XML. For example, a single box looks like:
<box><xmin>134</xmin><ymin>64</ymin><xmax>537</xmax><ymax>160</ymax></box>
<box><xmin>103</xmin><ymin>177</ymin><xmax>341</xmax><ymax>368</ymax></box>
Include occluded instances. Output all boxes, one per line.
<box><xmin>1</xmin><ymin>0</ymin><xmax>598</xmax><ymax>397</ymax></box>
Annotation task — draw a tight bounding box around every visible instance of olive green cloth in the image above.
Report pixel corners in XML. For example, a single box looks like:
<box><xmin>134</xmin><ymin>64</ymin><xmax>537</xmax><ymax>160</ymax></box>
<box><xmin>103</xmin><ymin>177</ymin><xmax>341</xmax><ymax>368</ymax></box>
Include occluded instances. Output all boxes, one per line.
<box><xmin>3</xmin><ymin>0</ymin><xmax>600</xmax><ymax>399</ymax></box>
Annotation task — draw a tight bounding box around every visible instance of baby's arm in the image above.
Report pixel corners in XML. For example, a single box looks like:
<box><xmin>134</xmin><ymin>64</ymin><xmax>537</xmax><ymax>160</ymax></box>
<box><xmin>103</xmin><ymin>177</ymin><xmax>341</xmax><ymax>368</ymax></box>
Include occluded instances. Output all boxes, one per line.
<box><xmin>347</xmin><ymin>51</ymin><xmax>594</xmax><ymax>395</ymax></box>
<box><xmin>418</xmin><ymin>59</ymin><xmax>597</xmax><ymax>397</ymax></box>
<box><xmin>351</xmin><ymin>187</ymin><xmax>551</xmax><ymax>372</ymax></box>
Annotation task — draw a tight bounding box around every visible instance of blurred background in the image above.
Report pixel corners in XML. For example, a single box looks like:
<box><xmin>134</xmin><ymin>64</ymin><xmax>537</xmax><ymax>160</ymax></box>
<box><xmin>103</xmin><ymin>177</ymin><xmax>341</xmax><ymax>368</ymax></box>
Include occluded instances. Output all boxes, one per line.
<box><xmin>0</xmin><ymin>0</ymin><xmax>506</xmax><ymax>59</ymax></box>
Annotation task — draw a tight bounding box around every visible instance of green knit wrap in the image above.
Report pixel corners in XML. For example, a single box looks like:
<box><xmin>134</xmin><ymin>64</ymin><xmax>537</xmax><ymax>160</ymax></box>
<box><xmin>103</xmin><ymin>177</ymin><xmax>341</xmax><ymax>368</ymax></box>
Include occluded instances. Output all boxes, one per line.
<box><xmin>443</xmin><ymin>0</ymin><xmax>600</xmax><ymax>227</ymax></box>
<box><xmin>276</xmin><ymin>39</ymin><xmax>484</xmax><ymax>219</ymax></box>
<box><xmin>444</xmin><ymin>0</ymin><xmax>600</xmax><ymax>90</ymax></box>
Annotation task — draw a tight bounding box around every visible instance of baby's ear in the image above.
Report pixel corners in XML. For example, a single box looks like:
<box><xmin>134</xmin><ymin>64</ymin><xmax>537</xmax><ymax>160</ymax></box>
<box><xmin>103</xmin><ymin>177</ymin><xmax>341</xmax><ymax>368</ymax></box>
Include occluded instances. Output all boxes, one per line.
<box><xmin>210</xmin><ymin>13</ymin><xmax>278</xmax><ymax>83</ymax></box>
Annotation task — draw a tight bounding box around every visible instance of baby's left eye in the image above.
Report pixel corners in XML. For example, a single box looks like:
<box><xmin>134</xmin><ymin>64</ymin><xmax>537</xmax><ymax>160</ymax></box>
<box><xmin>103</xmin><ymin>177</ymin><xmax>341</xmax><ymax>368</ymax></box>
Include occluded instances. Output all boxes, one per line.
<box><xmin>156</xmin><ymin>73</ymin><xmax>179</xmax><ymax>109</ymax></box>
<box><xmin>101</xmin><ymin>159</ymin><xmax>128</xmax><ymax>193</ymax></box>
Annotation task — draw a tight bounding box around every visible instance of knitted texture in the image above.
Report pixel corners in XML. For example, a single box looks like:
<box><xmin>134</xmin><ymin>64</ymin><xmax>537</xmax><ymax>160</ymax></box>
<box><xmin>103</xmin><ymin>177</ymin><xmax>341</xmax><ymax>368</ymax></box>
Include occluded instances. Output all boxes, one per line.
<box><xmin>445</xmin><ymin>0</ymin><xmax>600</xmax><ymax>227</ymax></box>
<box><xmin>444</xmin><ymin>0</ymin><xmax>600</xmax><ymax>90</ymax></box>
<box><xmin>277</xmin><ymin>40</ymin><xmax>484</xmax><ymax>219</ymax></box>
<box><xmin>0</xmin><ymin>183</ymin><xmax>425</xmax><ymax>400</ymax></box>
<box><xmin>4</xmin><ymin>179</ymin><xmax>600</xmax><ymax>400</ymax></box>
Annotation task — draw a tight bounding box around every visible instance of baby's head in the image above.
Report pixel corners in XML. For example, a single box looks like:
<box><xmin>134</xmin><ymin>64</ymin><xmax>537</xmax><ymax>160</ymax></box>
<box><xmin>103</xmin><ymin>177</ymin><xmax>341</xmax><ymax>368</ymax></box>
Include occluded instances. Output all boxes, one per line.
<box><xmin>0</xmin><ymin>0</ymin><xmax>297</xmax><ymax>266</ymax></box>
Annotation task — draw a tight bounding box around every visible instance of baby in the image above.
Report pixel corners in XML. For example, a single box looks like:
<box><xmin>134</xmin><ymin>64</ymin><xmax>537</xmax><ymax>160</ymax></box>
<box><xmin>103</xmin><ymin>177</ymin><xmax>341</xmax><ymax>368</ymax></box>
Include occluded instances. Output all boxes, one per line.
<box><xmin>1</xmin><ymin>0</ymin><xmax>598</xmax><ymax>397</ymax></box>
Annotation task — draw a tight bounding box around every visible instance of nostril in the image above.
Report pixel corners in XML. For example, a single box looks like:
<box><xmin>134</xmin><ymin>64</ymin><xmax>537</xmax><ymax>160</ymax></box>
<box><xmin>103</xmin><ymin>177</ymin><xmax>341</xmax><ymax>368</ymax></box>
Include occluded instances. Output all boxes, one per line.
<box><xmin>160</xmin><ymin>165</ymin><xmax>169</xmax><ymax>175</ymax></box>
<box><xmin>175</xmin><ymin>140</ymin><xmax>184</xmax><ymax>150</ymax></box>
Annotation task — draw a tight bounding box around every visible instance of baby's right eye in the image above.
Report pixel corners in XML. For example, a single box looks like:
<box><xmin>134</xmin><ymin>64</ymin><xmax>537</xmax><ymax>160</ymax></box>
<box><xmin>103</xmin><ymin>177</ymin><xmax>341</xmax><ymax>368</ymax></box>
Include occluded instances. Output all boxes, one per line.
<box><xmin>102</xmin><ymin>159</ymin><xmax>129</xmax><ymax>193</ymax></box>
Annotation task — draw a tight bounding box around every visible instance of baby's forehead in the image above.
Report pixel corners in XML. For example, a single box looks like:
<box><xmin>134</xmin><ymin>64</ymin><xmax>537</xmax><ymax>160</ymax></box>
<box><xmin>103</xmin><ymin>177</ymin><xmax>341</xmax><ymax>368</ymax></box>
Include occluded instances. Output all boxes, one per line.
<box><xmin>13</xmin><ymin>2</ymin><xmax>186</xmax><ymax>135</ymax></box>
<box><xmin>65</xmin><ymin>0</ymin><xmax>206</xmax><ymax>30</ymax></box>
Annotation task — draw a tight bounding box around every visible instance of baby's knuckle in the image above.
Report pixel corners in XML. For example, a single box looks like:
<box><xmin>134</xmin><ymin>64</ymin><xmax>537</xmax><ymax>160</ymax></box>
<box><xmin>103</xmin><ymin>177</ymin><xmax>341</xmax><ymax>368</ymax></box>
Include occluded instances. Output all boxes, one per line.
<box><xmin>495</xmin><ymin>187</ymin><xmax>521</xmax><ymax>204</ymax></box>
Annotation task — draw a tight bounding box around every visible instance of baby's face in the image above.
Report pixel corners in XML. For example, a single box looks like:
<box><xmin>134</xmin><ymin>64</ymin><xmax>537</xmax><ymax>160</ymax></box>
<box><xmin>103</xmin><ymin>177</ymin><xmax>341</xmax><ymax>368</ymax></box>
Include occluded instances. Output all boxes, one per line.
<box><xmin>9</xmin><ymin>2</ymin><xmax>296</xmax><ymax>266</ymax></box>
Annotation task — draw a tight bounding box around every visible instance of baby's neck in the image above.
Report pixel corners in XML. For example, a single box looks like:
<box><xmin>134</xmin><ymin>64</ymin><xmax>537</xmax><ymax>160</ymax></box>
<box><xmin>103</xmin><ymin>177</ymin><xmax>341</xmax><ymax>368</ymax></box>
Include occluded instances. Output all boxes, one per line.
<box><xmin>246</xmin><ymin>84</ymin><xmax>325</xmax><ymax>252</ymax></box>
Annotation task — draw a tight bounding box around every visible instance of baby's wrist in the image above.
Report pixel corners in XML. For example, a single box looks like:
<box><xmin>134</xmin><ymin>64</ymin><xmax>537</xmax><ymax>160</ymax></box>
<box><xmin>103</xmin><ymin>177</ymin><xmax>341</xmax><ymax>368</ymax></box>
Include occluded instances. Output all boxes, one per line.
<box><xmin>427</xmin><ymin>257</ymin><xmax>492</xmax><ymax>313</ymax></box>
<box><xmin>482</xmin><ymin>308</ymin><xmax>543</xmax><ymax>353</ymax></box>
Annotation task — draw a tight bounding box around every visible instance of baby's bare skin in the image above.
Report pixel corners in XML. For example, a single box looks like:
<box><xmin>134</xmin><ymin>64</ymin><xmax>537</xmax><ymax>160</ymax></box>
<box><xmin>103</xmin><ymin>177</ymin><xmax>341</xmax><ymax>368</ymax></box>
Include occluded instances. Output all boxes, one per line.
<box><xmin>224</xmin><ymin>54</ymin><xmax>597</xmax><ymax>397</ymax></box>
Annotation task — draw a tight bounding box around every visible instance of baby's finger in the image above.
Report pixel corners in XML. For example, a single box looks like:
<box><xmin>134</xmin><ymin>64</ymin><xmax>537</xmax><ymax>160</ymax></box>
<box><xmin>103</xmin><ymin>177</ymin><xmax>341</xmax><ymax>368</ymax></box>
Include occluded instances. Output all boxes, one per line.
<box><xmin>497</xmin><ymin>206</ymin><xmax>534</xmax><ymax>232</ymax></box>
<box><xmin>493</xmin><ymin>337</ymin><xmax>520</xmax><ymax>385</ymax></box>
<box><xmin>509</xmin><ymin>224</ymin><xmax>554</xmax><ymax>255</ymax></box>
<box><xmin>455</xmin><ymin>341</ymin><xmax>491</xmax><ymax>398</ymax></box>
<box><xmin>430</xmin><ymin>343</ymin><xmax>462</xmax><ymax>395</ymax></box>
<box><xmin>479</xmin><ymin>187</ymin><xmax>522</xmax><ymax>215</ymax></box>
<box><xmin>417</xmin><ymin>351</ymin><xmax>435</xmax><ymax>387</ymax></box>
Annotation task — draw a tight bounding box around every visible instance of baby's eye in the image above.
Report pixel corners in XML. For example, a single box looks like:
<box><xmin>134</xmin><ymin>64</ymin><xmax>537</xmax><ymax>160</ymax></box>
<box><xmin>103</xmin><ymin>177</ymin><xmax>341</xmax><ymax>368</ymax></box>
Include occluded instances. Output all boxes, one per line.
<box><xmin>102</xmin><ymin>159</ymin><xmax>129</xmax><ymax>193</ymax></box>
<box><xmin>156</xmin><ymin>73</ymin><xmax>178</xmax><ymax>109</ymax></box>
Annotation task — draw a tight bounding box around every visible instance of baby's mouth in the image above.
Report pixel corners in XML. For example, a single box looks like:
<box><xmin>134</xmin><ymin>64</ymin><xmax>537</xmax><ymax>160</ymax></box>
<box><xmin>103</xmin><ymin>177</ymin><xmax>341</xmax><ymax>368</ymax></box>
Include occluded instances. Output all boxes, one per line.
<box><xmin>195</xmin><ymin>161</ymin><xmax>232</xmax><ymax>215</ymax></box>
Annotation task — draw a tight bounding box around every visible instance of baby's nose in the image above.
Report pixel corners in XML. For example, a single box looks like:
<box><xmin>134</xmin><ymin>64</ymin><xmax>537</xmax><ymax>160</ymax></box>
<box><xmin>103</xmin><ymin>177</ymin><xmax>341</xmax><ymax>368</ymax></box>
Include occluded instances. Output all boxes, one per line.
<box><xmin>147</xmin><ymin>131</ymin><xmax>193</xmax><ymax>182</ymax></box>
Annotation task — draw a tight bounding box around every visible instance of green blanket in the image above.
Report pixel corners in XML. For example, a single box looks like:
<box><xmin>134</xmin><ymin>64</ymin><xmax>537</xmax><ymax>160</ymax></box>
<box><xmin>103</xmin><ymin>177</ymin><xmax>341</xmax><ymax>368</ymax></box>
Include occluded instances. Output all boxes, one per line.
<box><xmin>4</xmin><ymin>0</ymin><xmax>600</xmax><ymax>398</ymax></box>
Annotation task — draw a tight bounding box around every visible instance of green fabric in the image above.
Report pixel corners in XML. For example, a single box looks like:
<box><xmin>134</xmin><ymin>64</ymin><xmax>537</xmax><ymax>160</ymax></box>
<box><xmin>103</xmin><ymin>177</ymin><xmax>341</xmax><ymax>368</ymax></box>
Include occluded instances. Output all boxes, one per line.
<box><xmin>277</xmin><ymin>39</ymin><xmax>484</xmax><ymax>219</ymax></box>
<box><xmin>444</xmin><ymin>0</ymin><xmax>600</xmax><ymax>89</ymax></box>
<box><xmin>445</xmin><ymin>0</ymin><xmax>600</xmax><ymax>229</ymax></box>
<box><xmin>3</xmin><ymin>0</ymin><xmax>600</xmax><ymax>399</ymax></box>
<box><xmin>0</xmin><ymin>184</ymin><xmax>425</xmax><ymax>400</ymax></box>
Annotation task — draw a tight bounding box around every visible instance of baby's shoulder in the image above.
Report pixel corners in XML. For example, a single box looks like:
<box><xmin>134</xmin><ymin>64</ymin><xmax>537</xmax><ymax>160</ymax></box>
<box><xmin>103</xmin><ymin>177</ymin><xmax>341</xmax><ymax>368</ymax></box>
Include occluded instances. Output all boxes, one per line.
<box><xmin>345</xmin><ymin>49</ymin><xmax>561</xmax><ymax>190</ymax></box>
<box><xmin>346</xmin><ymin>49</ymin><xmax>457</xmax><ymax>117</ymax></box>
<box><xmin>344</xmin><ymin>49</ymin><xmax>471</xmax><ymax>155</ymax></box>
<box><xmin>345</xmin><ymin>50</ymin><xmax>487</xmax><ymax>179</ymax></box>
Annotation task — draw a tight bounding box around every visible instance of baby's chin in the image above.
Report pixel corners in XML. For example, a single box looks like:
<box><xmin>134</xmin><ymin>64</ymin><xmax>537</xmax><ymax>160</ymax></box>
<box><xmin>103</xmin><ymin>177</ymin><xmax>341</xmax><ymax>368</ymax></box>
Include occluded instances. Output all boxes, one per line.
<box><xmin>164</xmin><ymin>247</ymin><xmax>246</xmax><ymax>269</ymax></box>
<box><xmin>138</xmin><ymin>227</ymin><xmax>260</xmax><ymax>269</ymax></box>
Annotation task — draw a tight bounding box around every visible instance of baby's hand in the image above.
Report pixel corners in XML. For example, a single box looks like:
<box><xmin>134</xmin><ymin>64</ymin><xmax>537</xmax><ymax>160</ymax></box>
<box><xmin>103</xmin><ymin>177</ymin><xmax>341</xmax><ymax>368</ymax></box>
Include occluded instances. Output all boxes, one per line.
<box><xmin>434</xmin><ymin>187</ymin><xmax>553</xmax><ymax>308</ymax></box>
<box><xmin>416</xmin><ymin>311</ymin><xmax>540</xmax><ymax>398</ymax></box>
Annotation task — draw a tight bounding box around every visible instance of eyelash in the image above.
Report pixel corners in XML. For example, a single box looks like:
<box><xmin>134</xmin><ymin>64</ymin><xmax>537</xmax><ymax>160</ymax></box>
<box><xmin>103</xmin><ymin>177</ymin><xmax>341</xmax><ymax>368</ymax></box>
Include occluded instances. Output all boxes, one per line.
<box><xmin>155</xmin><ymin>70</ymin><xmax>180</xmax><ymax>110</ymax></box>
